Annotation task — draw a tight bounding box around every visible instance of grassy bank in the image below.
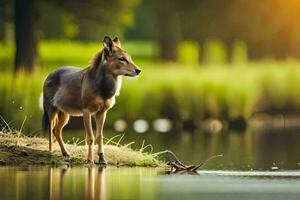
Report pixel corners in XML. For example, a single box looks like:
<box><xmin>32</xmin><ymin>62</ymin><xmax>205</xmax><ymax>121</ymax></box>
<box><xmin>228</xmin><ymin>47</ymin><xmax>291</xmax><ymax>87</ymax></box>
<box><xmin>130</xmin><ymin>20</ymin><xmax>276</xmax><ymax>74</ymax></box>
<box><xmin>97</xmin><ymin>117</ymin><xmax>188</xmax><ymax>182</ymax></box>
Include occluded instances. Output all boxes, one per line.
<box><xmin>0</xmin><ymin>131</ymin><xmax>161</xmax><ymax>167</ymax></box>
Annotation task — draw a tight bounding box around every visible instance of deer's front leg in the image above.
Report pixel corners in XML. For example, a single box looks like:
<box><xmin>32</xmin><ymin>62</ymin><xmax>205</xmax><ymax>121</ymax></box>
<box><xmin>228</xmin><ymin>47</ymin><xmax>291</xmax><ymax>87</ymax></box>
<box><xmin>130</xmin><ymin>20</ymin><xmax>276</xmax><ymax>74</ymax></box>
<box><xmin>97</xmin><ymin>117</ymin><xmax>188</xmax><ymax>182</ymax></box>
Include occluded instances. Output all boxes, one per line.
<box><xmin>83</xmin><ymin>111</ymin><xmax>94</xmax><ymax>164</ymax></box>
<box><xmin>95</xmin><ymin>111</ymin><xmax>107</xmax><ymax>166</ymax></box>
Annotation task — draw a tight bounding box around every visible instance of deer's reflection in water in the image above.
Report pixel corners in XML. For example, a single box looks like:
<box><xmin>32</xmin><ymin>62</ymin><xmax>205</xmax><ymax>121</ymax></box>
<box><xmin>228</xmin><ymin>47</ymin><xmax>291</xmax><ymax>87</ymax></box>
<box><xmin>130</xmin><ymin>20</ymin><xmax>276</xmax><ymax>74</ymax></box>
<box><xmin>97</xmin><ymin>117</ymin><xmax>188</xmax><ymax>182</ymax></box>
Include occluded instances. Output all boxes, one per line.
<box><xmin>86</xmin><ymin>167</ymin><xmax>106</xmax><ymax>200</ymax></box>
<box><xmin>48</xmin><ymin>167</ymin><xmax>106</xmax><ymax>200</ymax></box>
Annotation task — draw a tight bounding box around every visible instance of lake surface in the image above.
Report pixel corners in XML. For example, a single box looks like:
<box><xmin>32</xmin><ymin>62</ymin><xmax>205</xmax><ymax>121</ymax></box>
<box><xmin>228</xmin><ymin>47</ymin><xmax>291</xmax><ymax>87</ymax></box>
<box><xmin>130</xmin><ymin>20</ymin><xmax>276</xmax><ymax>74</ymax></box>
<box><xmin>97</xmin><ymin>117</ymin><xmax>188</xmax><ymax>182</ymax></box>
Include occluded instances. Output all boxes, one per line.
<box><xmin>2</xmin><ymin>117</ymin><xmax>300</xmax><ymax>199</ymax></box>
<box><xmin>1</xmin><ymin>167</ymin><xmax>300</xmax><ymax>200</ymax></box>
<box><xmin>64</xmin><ymin>121</ymin><xmax>300</xmax><ymax>170</ymax></box>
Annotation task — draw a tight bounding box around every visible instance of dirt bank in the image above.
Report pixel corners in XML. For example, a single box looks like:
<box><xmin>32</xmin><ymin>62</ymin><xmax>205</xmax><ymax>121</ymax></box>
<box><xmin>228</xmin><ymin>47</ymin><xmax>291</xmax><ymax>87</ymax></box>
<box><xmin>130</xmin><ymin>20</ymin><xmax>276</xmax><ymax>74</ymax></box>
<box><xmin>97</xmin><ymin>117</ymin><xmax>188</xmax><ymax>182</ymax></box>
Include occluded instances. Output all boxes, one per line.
<box><xmin>0</xmin><ymin>131</ymin><xmax>161</xmax><ymax>167</ymax></box>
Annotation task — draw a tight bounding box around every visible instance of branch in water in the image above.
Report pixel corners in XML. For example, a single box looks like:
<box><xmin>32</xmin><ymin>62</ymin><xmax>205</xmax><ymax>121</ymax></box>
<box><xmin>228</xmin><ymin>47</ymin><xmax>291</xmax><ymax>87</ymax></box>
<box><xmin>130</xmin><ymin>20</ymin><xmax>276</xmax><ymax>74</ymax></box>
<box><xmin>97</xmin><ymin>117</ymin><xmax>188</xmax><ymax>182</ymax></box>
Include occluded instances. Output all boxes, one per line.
<box><xmin>152</xmin><ymin>150</ymin><xmax>223</xmax><ymax>174</ymax></box>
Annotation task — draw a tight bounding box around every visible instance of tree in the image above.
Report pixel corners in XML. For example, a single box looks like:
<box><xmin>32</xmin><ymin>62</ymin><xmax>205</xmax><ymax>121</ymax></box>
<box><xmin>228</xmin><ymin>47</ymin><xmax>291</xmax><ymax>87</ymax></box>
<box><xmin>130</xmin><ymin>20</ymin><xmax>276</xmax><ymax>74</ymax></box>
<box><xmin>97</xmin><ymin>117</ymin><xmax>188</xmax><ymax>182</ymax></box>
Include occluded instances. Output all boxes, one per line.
<box><xmin>152</xmin><ymin>0</ymin><xmax>181</xmax><ymax>61</ymax></box>
<box><xmin>0</xmin><ymin>0</ymin><xmax>13</xmax><ymax>43</ymax></box>
<box><xmin>0</xmin><ymin>3</ymin><xmax>6</xmax><ymax>42</ymax></box>
<box><xmin>14</xmin><ymin>0</ymin><xmax>38</xmax><ymax>73</ymax></box>
<box><xmin>59</xmin><ymin>0</ymin><xmax>140</xmax><ymax>41</ymax></box>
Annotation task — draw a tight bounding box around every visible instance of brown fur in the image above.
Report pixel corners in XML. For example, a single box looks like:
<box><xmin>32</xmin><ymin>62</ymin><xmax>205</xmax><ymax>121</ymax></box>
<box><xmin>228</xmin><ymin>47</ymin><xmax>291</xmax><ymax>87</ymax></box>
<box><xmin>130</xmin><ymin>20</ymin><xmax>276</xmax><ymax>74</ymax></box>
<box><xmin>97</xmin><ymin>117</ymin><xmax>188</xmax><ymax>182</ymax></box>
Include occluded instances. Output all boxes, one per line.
<box><xmin>43</xmin><ymin>36</ymin><xmax>141</xmax><ymax>164</ymax></box>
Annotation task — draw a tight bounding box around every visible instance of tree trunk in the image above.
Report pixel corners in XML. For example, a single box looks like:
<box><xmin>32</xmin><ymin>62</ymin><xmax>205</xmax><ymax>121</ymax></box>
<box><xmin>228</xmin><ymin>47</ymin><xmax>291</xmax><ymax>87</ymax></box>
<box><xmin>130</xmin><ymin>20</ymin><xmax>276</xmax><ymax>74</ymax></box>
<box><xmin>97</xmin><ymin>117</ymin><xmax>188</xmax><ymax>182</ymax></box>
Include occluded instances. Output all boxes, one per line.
<box><xmin>14</xmin><ymin>0</ymin><xmax>38</xmax><ymax>73</ymax></box>
<box><xmin>0</xmin><ymin>0</ymin><xmax>7</xmax><ymax>42</ymax></box>
<box><xmin>0</xmin><ymin>18</ymin><xmax>5</xmax><ymax>43</ymax></box>
<box><xmin>196</xmin><ymin>39</ymin><xmax>204</xmax><ymax>64</ymax></box>
<box><xmin>153</xmin><ymin>0</ymin><xmax>180</xmax><ymax>61</ymax></box>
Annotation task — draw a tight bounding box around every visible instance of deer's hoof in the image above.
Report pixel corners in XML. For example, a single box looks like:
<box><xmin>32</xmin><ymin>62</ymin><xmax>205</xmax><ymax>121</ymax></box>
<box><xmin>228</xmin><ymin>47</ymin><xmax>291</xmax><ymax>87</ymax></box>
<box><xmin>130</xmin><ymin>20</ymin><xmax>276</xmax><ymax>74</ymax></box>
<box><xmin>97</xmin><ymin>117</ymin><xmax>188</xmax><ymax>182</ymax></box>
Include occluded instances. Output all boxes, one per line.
<box><xmin>62</xmin><ymin>152</ymin><xmax>70</xmax><ymax>157</ymax></box>
<box><xmin>97</xmin><ymin>153</ymin><xmax>107</xmax><ymax>167</ymax></box>
<box><xmin>86</xmin><ymin>160</ymin><xmax>95</xmax><ymax>167</ymax></box>
<box><xmin>98</xmin><ymin>159</ymin><xmax>107</xmax><ymax>167</ymax></box>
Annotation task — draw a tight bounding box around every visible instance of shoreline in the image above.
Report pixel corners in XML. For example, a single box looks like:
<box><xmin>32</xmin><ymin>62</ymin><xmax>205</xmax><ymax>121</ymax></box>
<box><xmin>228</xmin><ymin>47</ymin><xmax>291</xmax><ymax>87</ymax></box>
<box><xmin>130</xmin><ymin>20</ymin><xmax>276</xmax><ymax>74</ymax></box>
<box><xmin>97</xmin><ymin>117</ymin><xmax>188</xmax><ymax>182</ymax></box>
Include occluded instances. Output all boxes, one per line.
<box><xmin>0</xmin><ymin>131</ymin><xmax>162</xmax><ymax>167</ymax></box>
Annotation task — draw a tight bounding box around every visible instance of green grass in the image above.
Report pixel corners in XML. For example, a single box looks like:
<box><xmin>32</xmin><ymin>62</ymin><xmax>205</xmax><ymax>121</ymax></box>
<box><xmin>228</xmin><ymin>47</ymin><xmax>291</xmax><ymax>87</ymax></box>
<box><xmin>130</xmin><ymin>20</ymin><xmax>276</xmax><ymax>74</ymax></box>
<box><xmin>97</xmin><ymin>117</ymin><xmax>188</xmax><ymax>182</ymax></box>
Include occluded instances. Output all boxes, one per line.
<box><xmin>0</xmin><ymin>40</ymin><xmax>155</xmax><ymax>72</ymax></box>
<box><xmin>1</xmin><ymin>41</ymin><xmax>300</xmax><ymax>132</ymax></box>
<box><xmin>2</xmin><ymin>62</ymin><xmax>300</xmax><ymax>132</ymax></box>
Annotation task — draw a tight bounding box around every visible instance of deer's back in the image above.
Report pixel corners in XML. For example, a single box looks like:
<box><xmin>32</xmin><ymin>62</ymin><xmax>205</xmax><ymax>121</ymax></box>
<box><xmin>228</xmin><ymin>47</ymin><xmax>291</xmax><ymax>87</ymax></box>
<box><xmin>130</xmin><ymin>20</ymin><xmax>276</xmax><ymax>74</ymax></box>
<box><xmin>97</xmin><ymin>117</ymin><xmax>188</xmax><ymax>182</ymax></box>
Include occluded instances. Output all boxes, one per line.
<box><xmin>43</xmin><ymin>66</ymin><xmax>87</xmax><ymax>115</ymax></box>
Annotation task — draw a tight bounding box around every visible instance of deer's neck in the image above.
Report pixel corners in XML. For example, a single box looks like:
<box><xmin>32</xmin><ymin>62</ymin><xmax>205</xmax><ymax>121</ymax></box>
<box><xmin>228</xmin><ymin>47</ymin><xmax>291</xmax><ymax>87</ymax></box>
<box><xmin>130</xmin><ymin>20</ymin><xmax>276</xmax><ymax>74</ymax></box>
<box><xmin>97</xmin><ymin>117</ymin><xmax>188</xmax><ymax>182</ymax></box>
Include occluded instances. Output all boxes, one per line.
<box><xmin>92</xmin><ymin>63</ymin><xmax>119</xmax><ymax>100</ymax></box>
<box><xmin>96</xmin><ymin>64</ymin><xmax>118</xmax><ymax>99</ymax></box>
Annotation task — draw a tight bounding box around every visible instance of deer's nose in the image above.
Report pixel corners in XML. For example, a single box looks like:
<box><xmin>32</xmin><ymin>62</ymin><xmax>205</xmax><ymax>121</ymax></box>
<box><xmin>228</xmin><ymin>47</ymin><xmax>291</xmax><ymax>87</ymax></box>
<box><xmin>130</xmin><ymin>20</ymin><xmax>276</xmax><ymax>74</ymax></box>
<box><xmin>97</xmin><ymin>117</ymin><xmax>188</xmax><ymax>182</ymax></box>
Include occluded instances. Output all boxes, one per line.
<box><xmin>135</xmin><ymin>68</ymin><xmax>141</xmax><ymax>75</ymax></box>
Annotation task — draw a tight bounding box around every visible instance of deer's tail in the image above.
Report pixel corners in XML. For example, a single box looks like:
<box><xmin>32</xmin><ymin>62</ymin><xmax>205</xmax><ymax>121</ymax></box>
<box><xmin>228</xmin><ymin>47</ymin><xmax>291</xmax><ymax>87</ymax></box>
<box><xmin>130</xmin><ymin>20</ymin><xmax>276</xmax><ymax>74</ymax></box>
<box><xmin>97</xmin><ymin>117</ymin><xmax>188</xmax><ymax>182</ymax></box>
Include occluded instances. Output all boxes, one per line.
<box><xmin>42</xmin><ymin>103</ymin><xmax>53</xmax><ymax>151</ymax></box>
<box><xmin>42</xmin><ymin>105</ymin><xmax>49</xmax><ymax>132</ymax></box>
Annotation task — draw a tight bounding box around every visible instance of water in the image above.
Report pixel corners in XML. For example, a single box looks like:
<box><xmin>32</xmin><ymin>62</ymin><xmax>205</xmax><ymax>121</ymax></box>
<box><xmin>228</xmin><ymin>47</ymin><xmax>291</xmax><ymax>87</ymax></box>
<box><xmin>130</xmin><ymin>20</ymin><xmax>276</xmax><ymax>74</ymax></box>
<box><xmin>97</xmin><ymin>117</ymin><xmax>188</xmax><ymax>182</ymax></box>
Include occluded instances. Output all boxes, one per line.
<box><xmin>63</xmin><ymin>125</ymin><xmax>300</xmax><ymax>170</ymax></box>
<box><xmin>2</xmin><ymin>118</ymin><xmax>300</xmax><ymax>199</ymax></box>
<box><xmin>1</xmin><ymin>167</ymin><xmax>300</xmax><ymax>200</ymax></box>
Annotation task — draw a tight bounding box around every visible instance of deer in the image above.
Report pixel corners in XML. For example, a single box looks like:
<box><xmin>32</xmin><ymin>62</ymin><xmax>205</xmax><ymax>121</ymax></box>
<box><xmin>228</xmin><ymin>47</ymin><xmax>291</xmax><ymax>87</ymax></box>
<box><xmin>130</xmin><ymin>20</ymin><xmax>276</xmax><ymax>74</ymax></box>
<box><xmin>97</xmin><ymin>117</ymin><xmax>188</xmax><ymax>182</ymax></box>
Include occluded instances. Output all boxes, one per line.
<box><xmin>43</xmin><ymin>36</ymin><xmax>141</xmax><ymax>165</ymax></box>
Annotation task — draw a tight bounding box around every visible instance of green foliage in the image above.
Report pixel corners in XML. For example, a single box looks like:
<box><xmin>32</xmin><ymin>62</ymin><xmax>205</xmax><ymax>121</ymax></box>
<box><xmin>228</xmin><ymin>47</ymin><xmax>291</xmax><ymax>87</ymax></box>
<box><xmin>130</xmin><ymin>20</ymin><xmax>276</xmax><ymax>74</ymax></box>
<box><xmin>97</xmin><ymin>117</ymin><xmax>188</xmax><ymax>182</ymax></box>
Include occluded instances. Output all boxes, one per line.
<box><xmin>178</xmin><ymin>41</ymin><xmax>199</xmax><ymax>65</ymax></box>
<box><xmin>0</xmin><ymin>40</ymin><xmax>155</xmax><ymax>71</ymax></box>
<box><xmin>1</xmin><ymin>41</ymin><xmax>300</xmax><ymax>132</ymax></box>
<box><xmin>2</xmin><ymin>63</ymin><xmax>300</xmax><ymax>132</ymax></box>
<box><xmin>0</xmin><ymin>73</ymin><xmax>42</xmax><ymax>133</ymax></box>
<box><xmin>0</xmin><ymin>42</ymin><xmax>13</xmax><ymax>70</ymax></box>
<box><xmin>38</xmin><ymin>40</ymin><xmax>155</xmax><ymax>69</ymax></box>
<box><xmin>232</xmin><ymin>41</ymin><xmax>248</xmax><ymax>64</ymax></box>
<box><xmin>60</xmin><ymin>0</ymin><xmax>141</xmax><ymax>41</ymax></box>
<box><xmin>203</xmin><ymin>39</ymin><xmax>228</xmax><ymax>64</ymax></box>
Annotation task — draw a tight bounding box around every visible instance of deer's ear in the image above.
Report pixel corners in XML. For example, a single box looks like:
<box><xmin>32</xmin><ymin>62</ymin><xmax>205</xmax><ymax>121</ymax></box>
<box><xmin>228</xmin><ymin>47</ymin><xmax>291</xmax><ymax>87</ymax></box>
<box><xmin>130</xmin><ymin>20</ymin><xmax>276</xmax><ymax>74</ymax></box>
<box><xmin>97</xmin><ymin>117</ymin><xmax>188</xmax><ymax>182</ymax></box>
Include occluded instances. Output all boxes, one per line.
<box><xmin>113</xmin><ymin>37</ymin><xmax>121</xmax><ymax>48</ymax></box>
<box><xmin>103</xmin><ymin>36</ymin><xmax>113</xmax><ymax>56</ymax></box>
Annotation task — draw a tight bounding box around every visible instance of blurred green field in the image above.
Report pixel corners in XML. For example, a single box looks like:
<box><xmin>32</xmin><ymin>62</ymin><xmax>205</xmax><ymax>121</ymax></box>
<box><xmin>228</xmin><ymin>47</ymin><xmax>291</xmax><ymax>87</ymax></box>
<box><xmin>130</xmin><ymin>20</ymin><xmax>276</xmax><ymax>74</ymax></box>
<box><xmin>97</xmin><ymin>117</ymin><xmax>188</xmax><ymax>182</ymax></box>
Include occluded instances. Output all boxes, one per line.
<box><xmin>1</xmin><ymin>41</ymin><xmax>300</xmax><ymax>133</ymax></box>
<box><xmin>0</xmin><ymin>40</ymin><xmax>155</xmax><ymax>72</ymax></box>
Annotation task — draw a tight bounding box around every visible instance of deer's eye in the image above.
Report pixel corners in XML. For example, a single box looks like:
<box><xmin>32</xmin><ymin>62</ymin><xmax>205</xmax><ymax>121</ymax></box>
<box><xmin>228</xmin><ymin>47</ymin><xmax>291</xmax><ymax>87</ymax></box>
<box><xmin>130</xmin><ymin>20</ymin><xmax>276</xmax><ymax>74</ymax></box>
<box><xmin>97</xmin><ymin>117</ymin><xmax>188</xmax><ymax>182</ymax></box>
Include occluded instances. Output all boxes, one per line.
<box><xmin>118</xmin><ymin>57</ymin><xmax>127</xmax><ymax>62</ymax></box>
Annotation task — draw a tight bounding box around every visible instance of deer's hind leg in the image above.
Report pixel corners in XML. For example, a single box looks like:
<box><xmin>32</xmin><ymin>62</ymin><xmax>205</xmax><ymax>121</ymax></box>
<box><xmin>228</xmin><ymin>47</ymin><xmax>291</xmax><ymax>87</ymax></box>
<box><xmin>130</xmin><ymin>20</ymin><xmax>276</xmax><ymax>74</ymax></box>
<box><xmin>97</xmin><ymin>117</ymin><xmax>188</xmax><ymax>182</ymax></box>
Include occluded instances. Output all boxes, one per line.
<box><xmin>47</xmin><ymin>106</ymin><xmax>58</xmax><ymax>152</ymax></box>
<box><xmin>53</xmin><ymin>111</ymin><xmax>70</xmax><ymax>157</ymax></box>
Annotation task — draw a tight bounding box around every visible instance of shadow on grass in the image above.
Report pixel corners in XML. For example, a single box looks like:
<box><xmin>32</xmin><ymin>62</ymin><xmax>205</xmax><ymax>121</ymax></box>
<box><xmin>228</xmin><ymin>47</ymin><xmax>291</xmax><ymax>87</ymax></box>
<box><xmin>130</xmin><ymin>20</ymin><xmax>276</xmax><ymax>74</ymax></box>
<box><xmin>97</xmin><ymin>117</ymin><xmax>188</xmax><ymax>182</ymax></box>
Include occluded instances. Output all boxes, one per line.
<box><xmin>0</xmin><ymin>144</ymin><xmax>84</xmax><ymax>166</ymax></box>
